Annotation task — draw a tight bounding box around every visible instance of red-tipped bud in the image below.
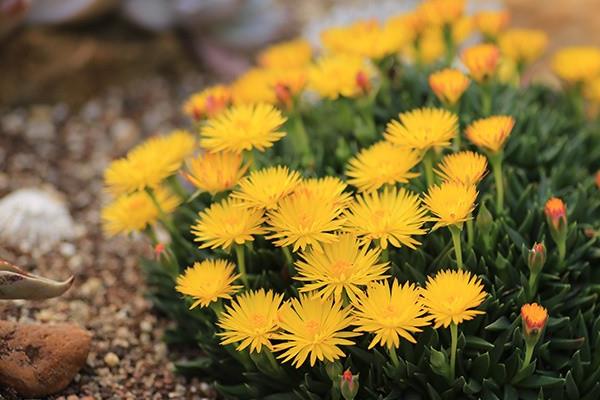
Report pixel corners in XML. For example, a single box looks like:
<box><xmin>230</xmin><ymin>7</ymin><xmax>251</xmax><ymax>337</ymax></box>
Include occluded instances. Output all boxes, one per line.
<box><xmin>340</xmin><ymin>370</ymin><xmax>359</xmax><ymax>400</ymax></box>
<box><xmin>595</xmin><ymin>171</ymin><xmax>600</xmax><ymax>189</ymax></box>
<box><xmin>154</xmin><ymin>243</ymin><xmax>165</xmax><ymax>259</ymax></box>
<box><xmin>528</xmin><ymin>242</ymin><xmax>546</xmax><ymax>274</ymax></box>
<box><xmin>521</xmin><ymin>303</ymin><xmax>548</xmax><ymax>338</ymax></box>
<box><xmin>356</xmin><ymin>71</ymin><xmax>371</xmax><ymax>94</ymax></box>
<box><xmin>274</xmin><ymin>83</ymin><xmax>293</xmax><ymax>109</ymax></box>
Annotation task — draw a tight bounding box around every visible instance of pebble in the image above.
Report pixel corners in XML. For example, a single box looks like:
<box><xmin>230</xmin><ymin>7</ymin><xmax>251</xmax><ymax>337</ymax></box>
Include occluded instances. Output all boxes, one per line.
<box><xmin>104</xmin><ymin>352</ymin><xmax>120</xmax><ymax>368</ymax></box>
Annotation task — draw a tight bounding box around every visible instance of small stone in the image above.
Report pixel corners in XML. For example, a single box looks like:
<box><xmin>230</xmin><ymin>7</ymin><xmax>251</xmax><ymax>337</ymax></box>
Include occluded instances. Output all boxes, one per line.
<box><xmin>67</xmin><ymin>395</ymin><xmax>79</xmax><ymax>400</ymax></box>
<box><xmin>59</xmin><ymin>242</ymin><xmax>77</xmax><ymax>257</ymax></box>
<box><xmin>104</xmin><ymin>352</ymin><xmax>120</xmax><ymax>367</ymax></box>
<box><xmin>0</xmin><ymin>321</ymin><xmax>91</xmax><ymax>397</ymax></box>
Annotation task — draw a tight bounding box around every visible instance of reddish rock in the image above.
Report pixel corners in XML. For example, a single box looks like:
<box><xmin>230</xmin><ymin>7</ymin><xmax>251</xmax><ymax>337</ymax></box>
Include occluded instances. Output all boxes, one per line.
<box><xmin>0</xmin><ymin>321</ymin><xmax>92</xmax><ymax>397</ymax></box>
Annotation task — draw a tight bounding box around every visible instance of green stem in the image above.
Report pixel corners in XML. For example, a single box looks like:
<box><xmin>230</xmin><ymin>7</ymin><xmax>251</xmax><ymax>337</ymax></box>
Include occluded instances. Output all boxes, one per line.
<box><xmin>235</xmin><ymin>245</ymin><xmax>248</xmax><ymax>287</ymax></box>
<box><xmin>210</xmin><ymin>299</ymin><xmax>224</xmax><ymax>317</ymax></box>
<box><xmin>290</xmin><ymin>111</ymin><xmax>314</xmax><ymax>168</ymax></box>
<box><xmin>282</xmin><ymin>246</ymin><xmax>295</xmax><ymax>277</ymax></box>
<box><xmin>443</xmin><ymin>24</ymin><xmax>456</xmax><ymax>67</ymax></box>
<box><xmin>423</xmin><ymin>149</ymin><xmax>435</xmax><ymax>187</ymax></box>
<box><xmin>168</xmin><ymin>175</ymin><xmax>188</xmax><ymax>200</ymax></box>
<box><xmin>449</xmin><ymin>323</ymin><xmax>458</xmax><ymax>382</ymax></box>
<box><xmin>466</xmin><ymin>217</ymin><xmax>474</xmax><ymax>248</ymax></box>
<box><xmin>388</xmin><ymin>346</ymin><xmax>401</xmax><ymax>368</ymax></box>
<box><xmin>489</xmin><ymin>152</ymin><xmax>505</xmax><ymax>214</ymax></box>
<box><xmin>527</xmin><ymin>271</ymin><xmax>539</xmax><ymax>301</ymax></box>
<box><xmin>449</xmin><ymin>224</ymin><xmax>464</xmax><ymax>270</ymax></box>
<box><xmin>448</xmin><ymin>103</ymin><xmax>461</xmax><ymax>150</ymax></box>
<box><xmin>521</xmin><ymin>343</ymin><xmax>534</xmax><ymax>371</ymax></box>
<box><xmin>482</xmin><ymin>82</ymin><xmax>492</xmax><ymax>116</ymax></box>
<box><xmin>145</xmin><ymin>187</ymin><xmax>177</xmax><ymax>233</ymax></box>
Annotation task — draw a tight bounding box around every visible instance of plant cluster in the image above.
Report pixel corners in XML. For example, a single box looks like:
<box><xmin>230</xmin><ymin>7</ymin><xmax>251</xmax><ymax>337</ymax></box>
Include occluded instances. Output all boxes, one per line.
<box><xmin>102</xmin><ymin>0</ymin><xmax>600</xmax><ymax>398</ymax></box>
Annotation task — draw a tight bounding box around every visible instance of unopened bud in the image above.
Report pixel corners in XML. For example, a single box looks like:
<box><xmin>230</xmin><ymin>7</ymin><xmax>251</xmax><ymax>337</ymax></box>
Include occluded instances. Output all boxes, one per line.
<box><xmin>475</xmin><ymin>203</ymin><xmax>493</xmax><ymax>235</ymax></box>
<box><xmin>521</xmin><ymin>303</ymin><xmax>548</xmax><ymax>340</ymax></box>
<box><xmin>527</xmin><ymin>242</ymin><xmax>546</xmax><ymax>274</ymax></box>
<box><xmin>274</xmin><ymin>83</ymin><xmax>293</xmax><ymax>109</ymax></box>
<box><xmin>356</xmin><ymin>71</ymin><xmax>371</xmax><ymax>94</ymax></box>
<box><xmin>340</xmin><ymin>370</ymin><xmax>359</xmax><ymax>400</ymax></box>
<box><xmin>544</xmin><ymin>197</ymin><xmax>567</xmax><ymax>232</ymax></box>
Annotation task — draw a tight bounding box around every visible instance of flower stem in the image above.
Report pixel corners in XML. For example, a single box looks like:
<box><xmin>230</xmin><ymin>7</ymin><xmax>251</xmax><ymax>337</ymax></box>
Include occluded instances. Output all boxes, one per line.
<box><xmin>557</xmin><ymin>240</ymin><xmax>566</xmax><ymax>268</ymax></box>
<box><xmin>482</xmin><ymin>82</ymin><xmax>493</xmax><ymax>116</ymax></box>
<box><xmin>389</xmin><ymin>346</ymin><xmax>401</xmax><ymax>368</ymax></box>
<box><xmin>489</xmin><ymin>152</ymin><xmax>505</xmax><ymax>214</ymax></box>
<box><xmin>145</xmin><ymin>187</ymin><xmax>176</xmax><ymax>233</ymax></box>
<box><xmin>449</xmin><ymin>323</ymin><xmax>458</xmax><ymax>382</ymax></box>
<box><xmin>521</xmin><ymin>343</ymin><xmax>534</xmax><ymax>372</ymax></box>
<box><xmin>423</xmin><ymin>149</ymin><xmax>435</xmax><ymax>188</ymax></box>
<box><xmin>443</xmin><ymin>24</ymin><xmax>456</xmax><ymax>67</ymax></box>
<box><xmin>449</xmin><ymin>224</ymin><xmax>464</xmax><ymax>270</ymax></box>
<box><xmin>235</xmin><ymin>245</ymin><xmax>248</xmax><ymax>287</ymax></box>
<box><xmin>290</xmin><ymin>111</ymin><xmax>314</xmax><ymax>169</ymax></box>
<box><xmin>527</xmin><ymin>271</ymin><xmax>539</xmax><ymax>301</ymax></box>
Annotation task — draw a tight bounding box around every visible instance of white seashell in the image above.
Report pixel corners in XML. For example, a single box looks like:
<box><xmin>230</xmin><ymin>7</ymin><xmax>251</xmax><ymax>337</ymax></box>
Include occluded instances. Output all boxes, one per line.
<box><xmin>0</xmin><ymin>187</ymin><xmax>75</xmax><ymax>253</ymax></box>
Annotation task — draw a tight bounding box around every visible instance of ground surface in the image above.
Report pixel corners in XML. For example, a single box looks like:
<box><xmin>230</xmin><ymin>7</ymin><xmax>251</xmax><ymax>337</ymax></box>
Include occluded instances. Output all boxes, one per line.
<box><xmin>0</xmin><ymin>76</ymin><xmax>216</xmax><ymax>400</ymax></box>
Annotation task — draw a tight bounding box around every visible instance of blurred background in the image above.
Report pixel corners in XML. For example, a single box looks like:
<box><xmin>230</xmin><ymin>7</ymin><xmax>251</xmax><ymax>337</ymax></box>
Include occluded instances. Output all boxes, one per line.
<box><xmin>0</xmin><ymin>0</ymin><xmax>598</xmax><ymax>398</ymax></box>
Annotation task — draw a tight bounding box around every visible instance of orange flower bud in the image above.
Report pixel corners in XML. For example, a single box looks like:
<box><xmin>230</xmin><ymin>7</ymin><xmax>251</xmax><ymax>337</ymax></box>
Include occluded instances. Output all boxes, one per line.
<box><xmin>340</xmin><ymin>369</ymin><xmax>359</xmax><ymax>400</ymax></box>
<box><xmin>521</xmin><ymin>303</ymin><xmax>548</xmax><ymax>337</ymax></box>
<box><xmin>461</xmin><ymin>44</ymin><xmax>500</xmax><ymax>82</ymax></box>
<box><xmin>595</xmin><ymin>170</ymin><xmax>600</xmax><ymax>189</ymax></box>
<box><xmin>154</xmin><ymin>243</ymin><xmax>165</xmax><ymax>259</ymax></box>
<box><xmin>356</xmin><ymin>71</ymin><xmax>371</xmax><ymax>94</ymax></box>
<box><xmin>544</xmin><ymin>197</ymin><xmax>567</xmax><ymax>230</ymax></box>
<box><xmin>528</xmin><ymin>242</ymin><xmax>546</xmax><ymax>275</ymax></box>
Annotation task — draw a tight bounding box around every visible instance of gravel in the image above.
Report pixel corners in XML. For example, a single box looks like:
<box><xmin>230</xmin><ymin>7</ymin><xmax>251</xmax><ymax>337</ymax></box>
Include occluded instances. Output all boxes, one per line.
<box><xmin>0</xmin><ymin>75</ymin><xmax>217</xmax><ymax>400</ymax></box>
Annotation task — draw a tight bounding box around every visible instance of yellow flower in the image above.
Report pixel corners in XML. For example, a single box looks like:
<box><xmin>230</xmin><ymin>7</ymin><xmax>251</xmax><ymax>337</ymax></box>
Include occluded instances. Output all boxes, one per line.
<box><xmin>218</xmin><ymin>289</ymin><xmax>284</xmax><ymax>353</ymax></box>
<box><xmin>405</xmin><ymin>27</ymin><xmax>444</xmax><ymax>65</ymax></box>
<box><xmin>200</xmin><ymin>103</ymin><xmax>286</xmax><ymax>154</ymax></box>
<box><xmin>191</xmin><ymin>198</ymin><xmax>266</xmax><ymax>250</ymax></box>
<box><xmin>104</xmin><ymin>130</ymin><xmax>196</xmax><ymax>195</ymax></box>
<box><xmin>435</xmin><ymin>151</ymin><xmax>488</xmax><ymax>186</ymax></box>
<box><xmin>102</xmin><ymin>186</ymin><xmax>180</xmax><ymax>236</ymax></box>
<box><xmin>465</xmin><ymin>115</ymin><xmax>515</xmax><ymax>153</ymax></box>
<box><xmin>422</xmin><ymin>269</ymin><xmax>486</xmax><ymax>328</ymax></box>
<box><xmin>388</xmin><ymin>11</ymin><xmax>426</xmax><ymax>37</ymax></box>
<box><xmin>418</xmin><ymin>0</ymin><xmax>465</xmax><ymax>26</ymax></box>
<box><xmin>183</xmin><ymin>85</ymin><xmax>231</xmax><ymax>120</ymax></box>
<box><xmin>184</xmin><ymin>152</ymin><xmax>248</xmax><ymax>195</ymax></box>
<box><xmin>353</xmin><ymin>279</ymin><xmax>431</xmax><ymax>349</ymax></box>
<box><xmin>520</xmin><ymin>303</ymin><xmax>548</xmax><ymax>336</ymax></box>
<box><xmin>257</xmin><ymin>39</ymin><xmax>313</xmax><ymax>69</ymax></box>
<box><xmin>551</xmin><ymin>46</ymin><xmax>600</xmax><ymax>84</ymax></box>
<box><xmin>499</xmin><ymin>28</ymin><xmax>548</xmax><ymax>66</ymax></box>
<box><xmin>272</xmin><ymin>294</ymin><xmax>359</xmax><ymax>367</ymax></box>
<box><xmin>293</xmin><ymin>177</ymin><xmax>353</xmax><ymax>209</ymax></box>
<box><xmin>461</xmin><ymin>44</ymin><xmax>501</xmax><ymax>82</ymax></box>
<box><xmin>294</xmin><ymin>234</ymin><xmax>390</xmax><ymax>303</ymax></box>
<box><xmin>424</xmin><ymin>182</ymin><xmax>478</xmax><ymax>230</ymax></box>
<box><xmin>585</xmin><ymin>76</ymin><xmax>600</xmax><ymax>103</ymax></box>
<box><xmin>176</xmin><ymin>259</ymin><xmax>242</xmax><ymax>309</ymax></box>
<box><xmin>344</xmin><ymin>187</ymin><xmax>428</xmax><ymax>250</ymax></box>
<box><xmin>267</xmin><ymin>67</ymin><xmax>308</xmax><ymax>106</ymax></box>
<box><xmin>231</xmin><ymin>68</ymin><xmax>277</xmax><ymax>105</ymax></box>
<box><xmin>452</xmin><ymin>15</ymin><xmax>474</xmax><ymax>44</ymax></box>
<box><xmin>346</xmin><ymin>141</ymin><xmax>421</xmax><ymax>193</ymax></box>
<box><xmin>384</xmin><ymin>108</ymin><xmax>458</xmax><ymax>152</ymax></box>
<box><xmin>321</xmin><ymin>19</ymin><xmax>411</xmax><ymax>60</ymax></box>
<box><xmin>429</xmin><ymin>68</ymin><xmax>471</xmax><ymax>105</ymax></box>
<box><xmin>231</xmin><ymin>166</ymin><xmax>302</xmax><ymax>210</ymax></box>
<box><xmin>266</xmin><ymin>189</ymin><xmax>346</xmax><ymax>252</ymax></box>
<box><xmin>309</xmin><ymin>54</ymin><xmax>374</xmax><ymax>99</ymax></box>
<box><xmin>474</xmin><ymin>10</ymin><xmax>510</xmax><ymax>39</ymax></box>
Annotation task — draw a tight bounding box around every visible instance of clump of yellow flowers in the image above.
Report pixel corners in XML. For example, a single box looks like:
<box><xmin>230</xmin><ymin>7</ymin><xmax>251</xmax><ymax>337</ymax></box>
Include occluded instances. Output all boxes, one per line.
<box><xmin>100</xmin><ymin>1</ymin><xmax>600</xmax><ymax>398</ymax></box>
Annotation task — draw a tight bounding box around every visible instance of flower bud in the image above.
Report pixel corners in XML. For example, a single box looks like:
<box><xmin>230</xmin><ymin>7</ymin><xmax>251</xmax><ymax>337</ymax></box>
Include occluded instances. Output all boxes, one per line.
<box><xmin>274</xmin><ymin>83</ymin><xmax>293</xmax><ymax>110</ymax></box>
<box><xmin>521</xmin><ymin>302</ymin><xmax>548</xmax><ymax>339</ymax></box>
<box><xmin>544</xmin><ymin>197</ymin><xmax>567</xmax><ymax>232</ymax></box>
<box><xmin>595</xmin><ymin>170</ymin><xmax>600</xmax><ymax>189</ymax></box>
<box><xmin>527</xmin><ymin>242</ymin><xmax>546</xmax><ymax>274</ymax></box>
<box><xmin>356</xmin><ymin>71</ymin><xmax>371</xmax><ymax>95</ymax></box>
<box><xmin>340</xmin><ymin>370</ymin><xmax>359</xmax><ymax>400</ymax></box>
<box><xmin>154</xmin><ymin>243</ymin><xmax>166</xmax><ymax>260</ymax></box>
<box><xmin>475</xmin><ymin>203</ymin><xmax>493</xmax><ymax>235</ymax></box>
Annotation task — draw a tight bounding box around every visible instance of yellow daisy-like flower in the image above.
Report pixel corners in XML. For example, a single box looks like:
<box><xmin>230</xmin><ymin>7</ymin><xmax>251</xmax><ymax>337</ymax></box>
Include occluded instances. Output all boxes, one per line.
<box><xmin>418</xmin><ymin>0</ymin><xmax>465</xmax><ymax>26</ymax></box>
<box><xmin>354</xmin><ymin>279</ymin><xmax>431</xmax><ymax>349</ymax></box>
<box><xmin>346</xmin><ymin>141</ymin><xmax>421</xmax><ymax>193</ymax></box>
<box><xmin>183</xmin><ymin>84</ymin><xmax>231</xmax><ymax>120</ymax></box>
<box><xmin>200</xmin><ymin>103</ymin><xmax>286</xmax><ymax>154</ymax></box>
<box><xmin>293</xmin><ymin>176</ymin><xmax>353</xmax><ymax>208</ymax></box>
<box><xmin>344</xmin><ymin>187</ymin><xmax>428</xmax><ymax>250</ymax></box>
<box><xmin>294</xmin><ymin>234</ymin><xmax>390</xmax><ymax>303</ymax></box>
<box><xmin>435</xmin><ymin>151</ymin><xmax>488</xmax><ymax>186</ymax></box>
<box><xmin>388</xmin><ymin>11</ymin><xmax>426</xmax><ymax>37</ymax></box>
<box><xmin>521</xmin><ymin>303</ymin><xmax>548</xmax><ymax>336</ymax></box>
<box><xmin>411</xmin><ymin>27</ymin><xmax>445</xmax><ymax>65</ymax></box>
<box><xmin>175</xmin><ymin>259</ymin><xmax>242</xmax><ymax>309</ymax></box>
<box><xmin>423</xmin><ymin>182</ymin><xmax>478</xmax><ymax>230</ymax></box>
<box><xmin>101</xmin><ymin>186</ymin><xmax>180</xmax><ymax>237</ymax></box>
<box><xmin>429</xmin><ymin>68</ymin><xmax>471</xmax><ymax>105</ymax></box>
<box><xmin>231</xmin><ymin>68</ymin><xmax>277</xmax><ymax>105</ymax></box>
<box><xmin>321</xmin><ymin>19</ymin><xmax>411</xmax><ymax>60</ymax></box>
<box><xmin>452</xmin><ymin>15</ymin><xmax>474</xmax><ymax>45</ymax></box>
<box><xmin>191</xmin><ymin>198</ymin><xmax>266</xmax><ymax>250</ymax></box>
<box><xmin>257</xmin><ymin>39</ymin><xmax>313</xmax><ymax>69</ymax></box>
<box><xmin>184</xmin><ymin>152</ymin><xmax>248</xmax><ymax>195</ymax></box>
<box><xmin>499</xmin><ymin>28</ymin><xmax>548</xmax><ymax>66</ymax></box>
<box><xmin>461</xmin><ymin>44</ymin><xmax>501</xmax><ymax>82</ymax></box>
<box><xmin>266</xmin><ymin>189</ymin><xmax>346</xmax><ymax>252</ymax></box>
<box><xmin>384</xmin><ymin>108</ymin><xmax>458</xmax><ymax>152</ymax></box>
<box><xmin>474</xmin><ymin>10</ymin><xmax>510</xmax><ymax>39</ymax></box>
<box><xmin>422</xmin><ymin>269</ymin><xmax>487</xmax><ymax>328</ymax></box>
<box><xmin>272</xmin><ymin>294</ymin><xmax>359</xmax><ymax>368</ymax></box>
<box><xmin>465</xmin><ymin>115</ymin><xmax>515</xmax><ymax>153</ymax></box>
<box><xmin>231</xmin><ymin>166</ymin><xmax>302</xmax><ymax>210</ymax></box>
<box><xmin>585</xmin><ymin>76</ymin><xmax>600</xmax><ymax>103</ymax></box>
<box><xmin>218</xmin><ymin>289</ymin><xmax>284</xmax><ymax>353</ymax></box>
<box><xmin>266</xmin><ymin>67</ymin><xmax>308</xmax><ymax>107</ymax></box>
<box><xmin>309</xmin><ymin>54</ymin><xmax>374</xmax><ymax>100</ymax></box>
<box><xmin>104</xmin><ymin>130</ymin><xmax>196</xmax><ymax>195</ymax></box>
<box><xmin>551</xmin><ymin>46</ymin><xmax>600</xmax><ymax>84</ymax></box>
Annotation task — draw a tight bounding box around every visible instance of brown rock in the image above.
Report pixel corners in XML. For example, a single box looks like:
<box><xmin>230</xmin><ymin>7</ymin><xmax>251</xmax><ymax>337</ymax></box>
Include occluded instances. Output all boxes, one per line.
<box><xmin>0</xmin><ymin>321</ymin><xmax>92</xmax><ymax>397</ymax></box>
